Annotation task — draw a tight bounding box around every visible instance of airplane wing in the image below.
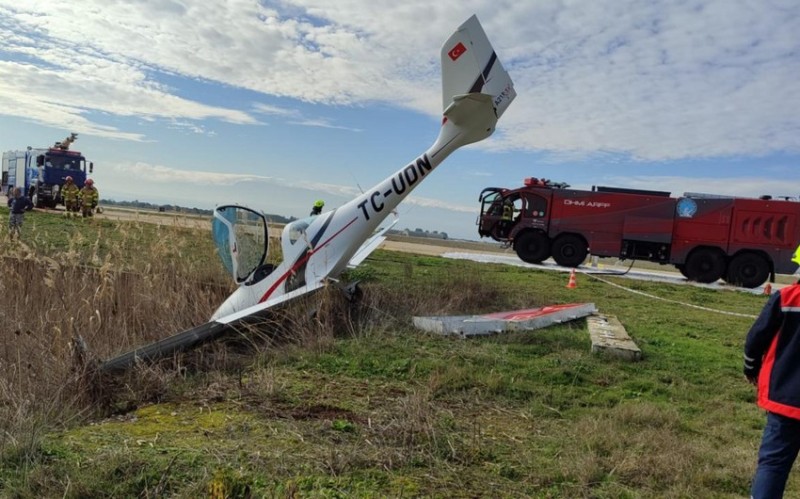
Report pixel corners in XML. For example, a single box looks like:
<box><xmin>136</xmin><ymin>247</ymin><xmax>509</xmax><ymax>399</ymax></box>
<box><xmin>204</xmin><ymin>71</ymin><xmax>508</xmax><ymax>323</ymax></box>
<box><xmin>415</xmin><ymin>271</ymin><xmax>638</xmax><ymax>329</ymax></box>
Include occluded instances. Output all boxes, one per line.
<box><xmin>213</xmin><ymin>280</ymin><xmax>328</xmax><ymax>325</ymax></box>
<box><xmin>347</xmin><ymin>212</ymin><xmax>399</xmax><ymax>269</ymax></box>
<box><xmin>99</xmin><ymin>280</ymin><xmax>328</xmax><ymax>373</ymax></box>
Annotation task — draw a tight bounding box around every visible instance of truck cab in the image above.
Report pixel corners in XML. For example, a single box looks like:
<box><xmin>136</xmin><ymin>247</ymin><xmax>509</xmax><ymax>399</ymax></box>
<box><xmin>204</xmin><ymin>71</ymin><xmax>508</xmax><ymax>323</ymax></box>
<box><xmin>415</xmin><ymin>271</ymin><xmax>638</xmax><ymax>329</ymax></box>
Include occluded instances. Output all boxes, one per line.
<box><xmin>31</xmin><ymin>148</ymin><xmax>93</xmax><ymax>208</ymax></box>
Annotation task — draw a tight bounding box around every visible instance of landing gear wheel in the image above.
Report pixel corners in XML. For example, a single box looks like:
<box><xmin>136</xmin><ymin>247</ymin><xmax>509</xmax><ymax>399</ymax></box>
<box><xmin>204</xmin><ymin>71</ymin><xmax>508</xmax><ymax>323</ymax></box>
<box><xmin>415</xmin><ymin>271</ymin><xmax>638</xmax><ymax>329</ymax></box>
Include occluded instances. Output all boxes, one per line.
<box><xmin>514</xmin><ymin>231</ymin><xmax>551</xmax><ymax>264</ymax></box>
<box><xmin>340</xmin><ymin>281</ymin><xmax>364</xmax><ymax>303</ymax></box>
<box><xmin>551</xmin><ymin>234</ymin><xmax>588</xmax><ymax>268</ymax></box>
<box><xmin>684</xmin><ymin>248</ymin><xmax>726</xmax><ymax>283</ymax></box>
<box><xmin>726</xmin><ymin>253</ymin><xmax>770</xmax><ymax>289</ymax></box>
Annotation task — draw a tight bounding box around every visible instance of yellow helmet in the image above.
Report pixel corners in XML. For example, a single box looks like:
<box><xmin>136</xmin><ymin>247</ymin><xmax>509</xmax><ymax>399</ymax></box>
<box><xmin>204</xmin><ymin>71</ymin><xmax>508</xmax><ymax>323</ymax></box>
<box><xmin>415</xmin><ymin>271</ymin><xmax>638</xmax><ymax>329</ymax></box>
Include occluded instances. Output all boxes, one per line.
<box><xmin>792</xmin><ymin>244</ymin><xmax>800</xmax><ymax>266</ymax></box>
<box><xmin>314</xmin><ymin>199</ymin><xmax>325</xmax><ymax>208</ymax></box>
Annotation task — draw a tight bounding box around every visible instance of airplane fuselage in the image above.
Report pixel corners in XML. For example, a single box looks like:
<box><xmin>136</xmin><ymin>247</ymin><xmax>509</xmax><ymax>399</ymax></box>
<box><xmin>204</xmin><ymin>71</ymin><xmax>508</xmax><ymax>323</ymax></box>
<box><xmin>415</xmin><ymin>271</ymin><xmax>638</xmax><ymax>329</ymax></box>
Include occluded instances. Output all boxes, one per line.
<box><xmin>211</xmin><ymin>116</ymin><xmax>483</xmax><ymax>323</ymax></box>
<box><xmin>211</xmin><ymin>14</ymin><xmax>514</xmax><ymax>324</ymax></box>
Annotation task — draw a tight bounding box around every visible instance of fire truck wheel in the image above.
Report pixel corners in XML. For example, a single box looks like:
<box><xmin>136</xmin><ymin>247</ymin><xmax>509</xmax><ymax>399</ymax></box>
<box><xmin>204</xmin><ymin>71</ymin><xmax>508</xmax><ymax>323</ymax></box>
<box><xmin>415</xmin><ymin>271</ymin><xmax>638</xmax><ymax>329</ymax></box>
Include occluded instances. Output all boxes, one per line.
<box><xmin>684</xmin><ymin>248</ymin><xmax>726</xmax><ymax>283</ymax></box>
<box><xmin>675</xmin><ymin>264</ymin><xmax>691</xmax><ymax>279</ymax></box>
<box><xmin>726</xmin><ymin>253</ymin><xmax>770</xmax><ymax>289</ymax></box>
<box><xmin>514</xmin><ymin>231</ymin><xmax>551</xmax><ymax>264</ymax></box>
<box><xmin>551</xmin><ymin>234</ymin><xmax>588</xmax><ymax>268</ymax></box>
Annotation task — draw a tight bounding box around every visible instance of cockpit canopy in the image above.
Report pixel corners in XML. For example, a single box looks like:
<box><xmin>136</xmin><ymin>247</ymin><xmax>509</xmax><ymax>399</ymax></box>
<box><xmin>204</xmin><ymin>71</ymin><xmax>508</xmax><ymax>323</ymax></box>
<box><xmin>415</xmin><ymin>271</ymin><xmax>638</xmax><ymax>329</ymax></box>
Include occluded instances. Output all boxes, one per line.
<box><xmin>212</xmin><ymin>205</ymin><xmax>269</xmax><ymax>284</ymax></box>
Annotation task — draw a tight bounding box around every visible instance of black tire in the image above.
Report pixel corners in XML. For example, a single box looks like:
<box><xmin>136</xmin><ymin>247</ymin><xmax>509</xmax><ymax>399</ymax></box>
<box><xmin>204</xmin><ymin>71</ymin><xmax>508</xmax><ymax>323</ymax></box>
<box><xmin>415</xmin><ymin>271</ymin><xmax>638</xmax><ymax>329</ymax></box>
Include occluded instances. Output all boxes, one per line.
<box><xmin>684</xmin><ymin>248</ymin><xmax>726</xmax><ymax>283</ymax></box>
<box><xmin>514</xmin><ymin>231</ymin><xmax>551</xmax><ymax>264</ymax></box>
<box><xmin>551</xmin><ymin>234</ymin><xmax>588</xmax><ymax>268</ymax></box>
<box><xmin>726</xmin><ymin>253</ymin><xmax>770</xmax><ymax>288</ymax></box>
<box><xmin>675</xmin><ymin>264</ymin><xmax>690</xmax><ymax>279</ymax></box>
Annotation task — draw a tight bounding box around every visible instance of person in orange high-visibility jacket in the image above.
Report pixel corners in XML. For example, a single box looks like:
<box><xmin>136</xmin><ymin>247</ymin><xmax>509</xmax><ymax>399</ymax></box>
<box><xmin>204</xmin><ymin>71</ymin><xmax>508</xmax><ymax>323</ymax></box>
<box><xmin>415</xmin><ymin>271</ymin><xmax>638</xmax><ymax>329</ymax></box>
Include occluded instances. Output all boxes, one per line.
<box><xmin>745</xmin><ymin>245</ymin><xmax>800</xmax><ymax>498</ymax></box>
<box><xmin>79</xmin><ymin>178</ymin><xmax>99</xmax><ymax>218</ymax></box>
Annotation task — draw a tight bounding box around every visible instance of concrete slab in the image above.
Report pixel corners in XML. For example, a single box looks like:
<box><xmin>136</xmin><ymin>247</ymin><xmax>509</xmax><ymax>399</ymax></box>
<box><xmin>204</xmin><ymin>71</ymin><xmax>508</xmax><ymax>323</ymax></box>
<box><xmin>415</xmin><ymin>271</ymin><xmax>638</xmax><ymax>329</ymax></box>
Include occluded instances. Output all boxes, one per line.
<box><xmin>413</xmin><ymin>303</ymin><xmax>597</xmax><ymax>338</ymax></box>
<box><xmin>587</xmin><ymin>314</ymin><xmax>642</xmax><ymax>361</ymax></box>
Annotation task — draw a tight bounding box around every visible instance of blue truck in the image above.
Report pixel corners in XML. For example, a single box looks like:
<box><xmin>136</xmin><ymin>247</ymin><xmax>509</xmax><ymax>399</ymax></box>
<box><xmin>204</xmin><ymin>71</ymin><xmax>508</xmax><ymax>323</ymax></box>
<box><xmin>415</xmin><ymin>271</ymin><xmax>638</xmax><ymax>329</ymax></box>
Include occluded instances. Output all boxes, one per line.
<box><xmin>1</xmin><ymin>133</ymin><xmax>94</xmax><ymax>208</ymax></box>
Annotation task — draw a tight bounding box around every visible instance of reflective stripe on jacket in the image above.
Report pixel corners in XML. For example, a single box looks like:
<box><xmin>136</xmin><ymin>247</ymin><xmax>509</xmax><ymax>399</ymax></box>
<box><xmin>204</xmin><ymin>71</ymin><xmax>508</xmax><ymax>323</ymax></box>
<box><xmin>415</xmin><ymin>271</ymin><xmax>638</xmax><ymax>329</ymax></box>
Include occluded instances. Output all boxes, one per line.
<box><xmin>80</xmin><ymin>186</ymin><xmax>98</xmax><ymax>205</ymax></box>
<box><xmin>62</xmin><ymin>184</ymin><xmax>79</xmax><ymax>202</ymax></box>
<box><xmin>745</xmin><ymin>284</ymin><xmax>800</xmax><ymax>419</ymax></box>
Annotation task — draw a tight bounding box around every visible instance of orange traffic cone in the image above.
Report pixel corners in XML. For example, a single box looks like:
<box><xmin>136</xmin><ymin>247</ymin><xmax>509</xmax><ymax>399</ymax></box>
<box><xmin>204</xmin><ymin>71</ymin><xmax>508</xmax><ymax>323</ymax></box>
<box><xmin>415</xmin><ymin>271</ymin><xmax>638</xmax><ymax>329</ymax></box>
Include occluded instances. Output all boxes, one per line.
<box><xmin>764</xmin><ymin>283</ymin><xmax>772</xmax><ymax>295</ymax></box>
<box><xmin>566</xmin><ymin>269</ymin><xmax>577</xmax><ymax>289</ymax></box>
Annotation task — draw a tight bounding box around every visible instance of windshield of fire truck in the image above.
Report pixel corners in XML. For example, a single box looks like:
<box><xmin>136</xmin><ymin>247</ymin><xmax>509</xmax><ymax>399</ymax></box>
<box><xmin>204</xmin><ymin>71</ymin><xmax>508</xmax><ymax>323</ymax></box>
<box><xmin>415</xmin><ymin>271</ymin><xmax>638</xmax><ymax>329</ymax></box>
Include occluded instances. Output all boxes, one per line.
<box><xmin>45</xmin><ymin>154</ymin><xmax>83</xmax><ymax>170</ymax></box>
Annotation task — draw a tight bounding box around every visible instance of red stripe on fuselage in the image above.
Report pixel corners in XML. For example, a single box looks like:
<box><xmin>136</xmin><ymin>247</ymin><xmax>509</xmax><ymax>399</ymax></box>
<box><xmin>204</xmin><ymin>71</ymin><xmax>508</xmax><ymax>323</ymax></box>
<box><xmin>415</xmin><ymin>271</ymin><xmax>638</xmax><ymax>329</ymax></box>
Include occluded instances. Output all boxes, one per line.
<box><xmin>258</xmin><ymin>217</ymin><xmax>358</xmax><ymax>303</ymax></box>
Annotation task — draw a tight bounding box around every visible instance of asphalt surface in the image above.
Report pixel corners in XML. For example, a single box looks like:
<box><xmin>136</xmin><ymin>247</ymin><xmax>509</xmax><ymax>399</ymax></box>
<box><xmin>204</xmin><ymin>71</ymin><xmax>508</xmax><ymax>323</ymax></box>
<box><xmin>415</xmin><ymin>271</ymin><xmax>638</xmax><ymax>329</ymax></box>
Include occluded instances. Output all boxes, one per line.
<box><xmin>441</xmin><ymin>252</ymin><xmax>778</xmax><ymax>295</ymax></box>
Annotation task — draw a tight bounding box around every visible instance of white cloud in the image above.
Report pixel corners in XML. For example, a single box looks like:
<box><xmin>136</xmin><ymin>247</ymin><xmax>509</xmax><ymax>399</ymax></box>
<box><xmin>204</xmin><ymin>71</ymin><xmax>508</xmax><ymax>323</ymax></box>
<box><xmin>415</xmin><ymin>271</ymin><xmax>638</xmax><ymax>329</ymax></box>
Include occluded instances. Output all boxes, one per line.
<box><xmin>109</xmin><ymin>161</ymin><xmax>474</xmax><ymax>212</ymax></box>
<box><xmin>0</xmin><ymin>1</ymin><xmax>798</xmax><ymax>160</ymax></box>
<box><xmin>252</xmin><ymin>103</ymin><xmax>299</xmax><ymax>118</ymax></box>
<box><xmin>287</xmin><ymin>117</ymin><xmax>362</xmax><ymax>132</ymax></box>
<box><xmin>252</xmin><ymin>102</ymin><xmax>362</xmax><ymax>131</ymax></box>
<box><xmin>110</xmin><ymin>163</ymin><xmax>271</xmax><ymax>186</ymax></box>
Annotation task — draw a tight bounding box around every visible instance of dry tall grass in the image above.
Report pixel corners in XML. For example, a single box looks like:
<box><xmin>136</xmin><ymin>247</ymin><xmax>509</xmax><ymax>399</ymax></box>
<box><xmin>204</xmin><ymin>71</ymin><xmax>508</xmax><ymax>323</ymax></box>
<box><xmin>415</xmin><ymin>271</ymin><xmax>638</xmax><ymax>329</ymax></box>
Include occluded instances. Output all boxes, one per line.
<box><xmin>0</xmin><ymin>215</ymin><xmax>492</xmax><ymax>436</ymax></box>
<box><xmin>0</xmin><ymin>222</ymin><xmax>233</xmax><ymax>463</ymax></box>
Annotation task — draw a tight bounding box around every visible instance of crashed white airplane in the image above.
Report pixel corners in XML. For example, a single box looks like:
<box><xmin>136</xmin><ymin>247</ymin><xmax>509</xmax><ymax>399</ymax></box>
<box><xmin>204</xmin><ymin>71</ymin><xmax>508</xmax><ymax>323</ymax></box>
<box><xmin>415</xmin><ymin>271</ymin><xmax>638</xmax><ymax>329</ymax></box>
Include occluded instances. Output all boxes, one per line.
<box><xmin>100</xmin><ymin>15</ymin><xmax>516</xmax><ymax>373</ymax></box>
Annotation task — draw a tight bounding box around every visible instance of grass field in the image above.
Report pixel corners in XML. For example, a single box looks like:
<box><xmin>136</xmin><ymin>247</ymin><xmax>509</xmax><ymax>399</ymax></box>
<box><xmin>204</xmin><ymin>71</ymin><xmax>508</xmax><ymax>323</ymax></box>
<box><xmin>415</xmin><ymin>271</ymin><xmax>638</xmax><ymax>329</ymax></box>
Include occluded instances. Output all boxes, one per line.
<box><xmin>0</xmin><ymin>207</ymin><xmax>787</xmax><ymax>498</ymax></box>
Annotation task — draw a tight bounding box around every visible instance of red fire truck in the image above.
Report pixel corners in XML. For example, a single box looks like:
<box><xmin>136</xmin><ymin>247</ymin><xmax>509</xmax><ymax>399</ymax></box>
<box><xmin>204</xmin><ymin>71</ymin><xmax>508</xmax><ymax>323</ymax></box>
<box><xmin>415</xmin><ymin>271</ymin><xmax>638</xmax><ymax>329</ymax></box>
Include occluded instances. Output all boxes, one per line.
<box><xmin>477</xmin><ymin>178</ymin><xmax>800</xmax><ymax>288</ymax></box>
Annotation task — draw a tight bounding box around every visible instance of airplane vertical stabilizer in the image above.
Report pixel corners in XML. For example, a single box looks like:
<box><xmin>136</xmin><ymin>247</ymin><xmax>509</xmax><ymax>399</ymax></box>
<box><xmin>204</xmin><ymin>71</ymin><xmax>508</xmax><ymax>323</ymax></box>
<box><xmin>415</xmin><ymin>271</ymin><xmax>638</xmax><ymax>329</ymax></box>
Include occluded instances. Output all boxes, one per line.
<box><xmin>440</xmin><ymin>15</ymin><xmax>516</xmax><ymax>119</ymax></box>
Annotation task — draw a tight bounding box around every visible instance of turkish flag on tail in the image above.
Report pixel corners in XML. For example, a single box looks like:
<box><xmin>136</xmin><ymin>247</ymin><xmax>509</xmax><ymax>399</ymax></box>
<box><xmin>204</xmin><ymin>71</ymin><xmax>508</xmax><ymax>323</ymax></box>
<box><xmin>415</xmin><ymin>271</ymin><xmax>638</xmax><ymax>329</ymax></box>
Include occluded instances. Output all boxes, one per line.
<box><xmin>448</xmin><ymin>42</ymin><xmax>467</xmax><ymax>61</ymax></box>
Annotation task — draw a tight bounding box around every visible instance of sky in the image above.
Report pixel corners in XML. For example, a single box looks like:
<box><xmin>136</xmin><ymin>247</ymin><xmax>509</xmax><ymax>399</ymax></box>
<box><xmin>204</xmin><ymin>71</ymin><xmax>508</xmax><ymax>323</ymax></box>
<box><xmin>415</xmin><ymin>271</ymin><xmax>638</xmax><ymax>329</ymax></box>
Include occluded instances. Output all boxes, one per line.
<box><xmin>1</xmin><ymin>0</ymin><xmax>799</xmax><ymax>240</ymax></box>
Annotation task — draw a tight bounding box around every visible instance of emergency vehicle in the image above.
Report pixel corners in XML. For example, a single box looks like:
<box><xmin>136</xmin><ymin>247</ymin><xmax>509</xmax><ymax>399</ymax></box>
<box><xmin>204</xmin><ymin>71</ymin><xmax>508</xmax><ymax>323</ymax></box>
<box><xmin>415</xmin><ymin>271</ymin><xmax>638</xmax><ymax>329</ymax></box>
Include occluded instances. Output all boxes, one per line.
<box><xmin>477</xmin><ymin>177</ymin><xmax>800</xmax><ymax>288</ymax></box>
<box><xmin>1</xmin><ymin>133</ymin><xmax>93</xmax><ymax>208</ymax></box>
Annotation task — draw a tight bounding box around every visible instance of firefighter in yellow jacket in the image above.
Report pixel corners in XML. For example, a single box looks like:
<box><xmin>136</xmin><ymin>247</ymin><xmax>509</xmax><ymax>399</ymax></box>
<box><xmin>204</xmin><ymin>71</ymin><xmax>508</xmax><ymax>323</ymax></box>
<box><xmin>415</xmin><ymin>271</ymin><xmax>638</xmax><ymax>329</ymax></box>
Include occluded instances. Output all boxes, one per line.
<box><xmin>61</xmin><ymin>176</ymin><xmax>80</xmax><ymax>217</ymax></box>
<box><xmin>79</xmin><ymin>179</ymin><xmax>99</xmax><ymax>218</ymax></box>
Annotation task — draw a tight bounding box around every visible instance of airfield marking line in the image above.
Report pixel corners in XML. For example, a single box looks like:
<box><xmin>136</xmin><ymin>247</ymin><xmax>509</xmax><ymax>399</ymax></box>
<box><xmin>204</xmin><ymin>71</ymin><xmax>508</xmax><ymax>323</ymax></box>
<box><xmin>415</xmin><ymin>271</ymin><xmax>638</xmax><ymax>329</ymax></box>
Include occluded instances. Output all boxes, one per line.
<box><xmin>582</xmin><ymin>271</ymin><xmax>759</xmax><ymax>319</ymax></box>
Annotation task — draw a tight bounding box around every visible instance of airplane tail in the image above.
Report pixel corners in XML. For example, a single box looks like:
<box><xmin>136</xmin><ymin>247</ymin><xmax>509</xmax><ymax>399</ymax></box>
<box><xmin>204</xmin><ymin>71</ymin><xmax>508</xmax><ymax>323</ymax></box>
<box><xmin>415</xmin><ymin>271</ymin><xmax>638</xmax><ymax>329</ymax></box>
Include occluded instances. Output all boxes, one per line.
<box><xmin>440</xmin><ymin>15</ymin><xmax>516</xmax><ymax>120</ymax></box>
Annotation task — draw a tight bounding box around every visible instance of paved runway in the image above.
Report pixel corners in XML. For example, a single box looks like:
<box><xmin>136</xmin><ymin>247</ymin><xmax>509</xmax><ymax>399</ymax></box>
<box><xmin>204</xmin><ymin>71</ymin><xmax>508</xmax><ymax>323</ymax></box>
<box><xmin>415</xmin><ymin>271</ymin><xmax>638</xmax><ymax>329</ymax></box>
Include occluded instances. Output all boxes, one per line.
<box><xmin>441</xmin><ymin>251</ymin><xmax>780</xmax><ymax>295</ymax></box>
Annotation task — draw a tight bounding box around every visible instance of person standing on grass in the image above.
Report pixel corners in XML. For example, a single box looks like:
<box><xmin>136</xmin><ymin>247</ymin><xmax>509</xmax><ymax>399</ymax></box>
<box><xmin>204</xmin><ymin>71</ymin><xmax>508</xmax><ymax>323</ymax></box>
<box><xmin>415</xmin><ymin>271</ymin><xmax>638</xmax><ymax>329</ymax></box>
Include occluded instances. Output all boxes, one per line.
<box><xmin>744</xmin><ymin>247</ymin><xmax>800</xmax><ymax>498</ymax></box>
<box><xmin>61</xmin><ymin>176</ymin><xmax>80</xmax><ymax>217</ymax></box>
<box><xmin>79</xmin><ymin>178</ymin><xmax>99</xmax><ymax>218</ymax></box>
<box><xmin>7</xmin><ymin>187</ymin><xmax>33</xmax><ymax>240</ymax></box>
